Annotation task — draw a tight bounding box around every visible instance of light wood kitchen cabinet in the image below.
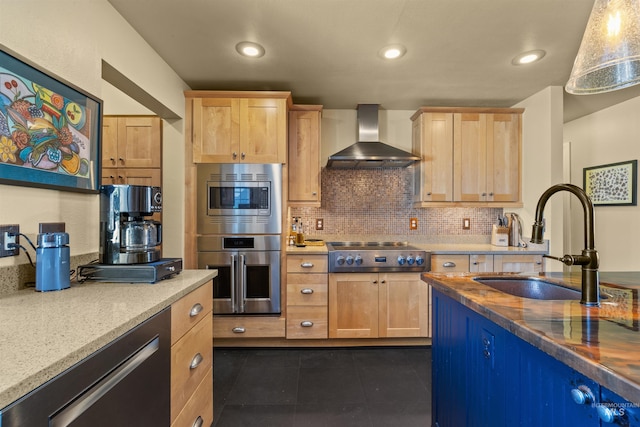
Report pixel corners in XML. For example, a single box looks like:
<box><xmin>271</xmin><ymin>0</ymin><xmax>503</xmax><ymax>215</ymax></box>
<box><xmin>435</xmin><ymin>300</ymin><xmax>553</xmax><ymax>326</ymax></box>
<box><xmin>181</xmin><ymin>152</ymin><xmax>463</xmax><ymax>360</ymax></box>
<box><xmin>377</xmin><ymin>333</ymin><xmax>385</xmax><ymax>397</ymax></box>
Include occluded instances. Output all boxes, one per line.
<box><xmin>329</xmin><ymin>272</ymin><xmax>428</xmax><ymax>339</ymax></box>
<box><xmin>411</xmin><ymin>107</ymin><xmax>523</xmax><ymax>207</ymax></box>
<box><xmin>186</xmin><ymin>91</ymin><xmax>291</xmax><ymax>164</ymax></box>
<box><xmin>288</xmin><ymin>105</ymin><xmax>322</xmax><ymax>206</ymax></box>
<box><xmin>102</xmin><ymin>116</ymin><xmax>162</xmax><ymax>170</ymax></box>
<box><xmin>431</xmin><ymin>253</ymin><xmax>544</xmax><ymax>273</ymax></box>
<box><xmin>213</xmin><ymin>316</ymin><xmax>286</xmax><ymax>338</ymax></box>
<box><xmin>493</xmin><ymin>254</ymin><xmax>544</xmax><ymax>272</ymax></box>
<box><xmin>286</xmin><ymin>254</ymin><xmax>328</xmax><ymax>339</ymax></box>
<box><xmin>411</xmin><ymin>112</ymin><xmax>454</xmax><ymax>202</ymax></box>
<box><xmin>170</xmin><ymin>281</ymin><xmax>213</xmax><ymax>427</ymax></box>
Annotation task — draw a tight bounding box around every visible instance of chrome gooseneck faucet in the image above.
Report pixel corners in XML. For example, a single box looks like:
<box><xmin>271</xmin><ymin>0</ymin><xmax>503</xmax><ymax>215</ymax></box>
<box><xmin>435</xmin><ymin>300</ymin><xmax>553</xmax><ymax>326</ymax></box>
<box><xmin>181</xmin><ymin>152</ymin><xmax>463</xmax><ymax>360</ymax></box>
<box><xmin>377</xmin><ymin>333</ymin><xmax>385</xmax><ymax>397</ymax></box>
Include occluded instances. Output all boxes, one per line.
<box><xmin>530</xmin><ymin>183</ymin><xmax>600</xmax><ymax>306</ymax></box>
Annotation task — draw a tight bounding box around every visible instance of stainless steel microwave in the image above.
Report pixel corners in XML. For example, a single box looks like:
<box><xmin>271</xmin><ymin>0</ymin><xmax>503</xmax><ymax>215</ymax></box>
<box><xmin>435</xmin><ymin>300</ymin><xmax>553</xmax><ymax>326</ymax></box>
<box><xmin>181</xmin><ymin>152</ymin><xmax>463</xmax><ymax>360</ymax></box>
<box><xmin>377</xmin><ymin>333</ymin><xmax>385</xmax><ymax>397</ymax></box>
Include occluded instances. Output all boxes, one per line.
<box><xmin>197</xmin><ymin>163</ymin><xmax>282</xmax><ymax>235</ymax></box>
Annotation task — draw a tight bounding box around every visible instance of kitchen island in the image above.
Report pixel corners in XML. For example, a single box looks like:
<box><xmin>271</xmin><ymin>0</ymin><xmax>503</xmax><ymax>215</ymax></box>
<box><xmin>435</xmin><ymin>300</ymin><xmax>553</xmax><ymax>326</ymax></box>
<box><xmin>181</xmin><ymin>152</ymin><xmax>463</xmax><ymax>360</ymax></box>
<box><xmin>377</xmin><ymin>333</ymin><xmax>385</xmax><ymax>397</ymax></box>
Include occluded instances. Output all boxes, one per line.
<box><xmin>0</xmin><ymin>269</ymin><xmax>216</xmax><ymax>411</ymax></box>
<box><xmin>422</xmin><ymin>271</ymin><xmax>640</xmax><ymax>426</ymax></box>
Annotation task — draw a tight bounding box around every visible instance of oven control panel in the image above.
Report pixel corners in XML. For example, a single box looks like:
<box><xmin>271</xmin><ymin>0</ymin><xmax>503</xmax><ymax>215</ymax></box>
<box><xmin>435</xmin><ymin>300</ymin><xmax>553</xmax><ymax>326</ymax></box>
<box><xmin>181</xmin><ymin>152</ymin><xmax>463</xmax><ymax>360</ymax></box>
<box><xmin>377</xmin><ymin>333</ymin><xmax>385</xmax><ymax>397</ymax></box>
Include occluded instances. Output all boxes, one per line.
<box><xmin>328</xmin><ymin>247</ymin><xmax>431</xmax><ymax>273</ymax></box>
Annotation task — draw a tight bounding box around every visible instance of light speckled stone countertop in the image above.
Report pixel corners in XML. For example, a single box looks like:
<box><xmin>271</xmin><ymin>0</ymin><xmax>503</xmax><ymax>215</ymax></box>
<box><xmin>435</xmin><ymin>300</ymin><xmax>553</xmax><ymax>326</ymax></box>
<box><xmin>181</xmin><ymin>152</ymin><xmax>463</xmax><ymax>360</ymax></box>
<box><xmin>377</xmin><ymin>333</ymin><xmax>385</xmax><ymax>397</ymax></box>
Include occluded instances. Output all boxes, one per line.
<box><xmin>422</xmin><ymin>271</ymin><xmax>640</xmax><ymax>405</ymax></box>
<box><xmin>0</xmin><ymin>269</ymin><xmax>216</xmax><ymax>409</ymax></box>
<box><xmin>286</xmin><ymin>241</ymin><xmax>548</xmax><ymax>255</ymax></box>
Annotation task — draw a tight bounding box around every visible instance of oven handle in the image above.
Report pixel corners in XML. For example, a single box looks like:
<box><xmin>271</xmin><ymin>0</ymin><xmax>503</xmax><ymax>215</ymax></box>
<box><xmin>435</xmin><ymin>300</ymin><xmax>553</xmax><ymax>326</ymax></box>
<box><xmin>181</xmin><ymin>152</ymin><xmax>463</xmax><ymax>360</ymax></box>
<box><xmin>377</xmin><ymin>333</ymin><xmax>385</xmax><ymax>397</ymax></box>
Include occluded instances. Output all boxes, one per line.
<box><xmin>238</xmin><ymin>254</ymin><xmax>246</xmax><ymax>314</ymax></box>
<box><xmin>230</xmin><ymin>254</ymin><xmax>236</xmax><ymax>313</ymax></box>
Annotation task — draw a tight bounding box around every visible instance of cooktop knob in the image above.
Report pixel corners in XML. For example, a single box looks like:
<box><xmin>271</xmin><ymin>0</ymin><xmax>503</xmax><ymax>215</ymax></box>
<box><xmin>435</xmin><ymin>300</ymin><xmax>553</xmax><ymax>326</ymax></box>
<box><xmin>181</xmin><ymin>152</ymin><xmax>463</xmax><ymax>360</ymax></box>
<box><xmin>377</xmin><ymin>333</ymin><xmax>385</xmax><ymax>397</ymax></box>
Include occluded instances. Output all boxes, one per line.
<box><xmin>336</xmin><ymin>255</ymin><xmax>345</xmax><ymax>265</ymax></box>
<box><xmin>407</xmin><ymin>255</ymin><xmax>415</xmax><ymax>265</ymax></box>
<box><xmin>397</xmin><ymin>255</ymin><xmax>406</xmax><ymax>265</ymax></box>
<box><xmin>416</xmin><ymin>256</ymin><xmax>425</xmax><ymax>266</ymax></box>
<box><xmin>346</xmin><ymin>256</ymin><xmax>354</xmax><ymax>265</ymax></box>
<box><xmin>355</xmin><ymin>255</ymin><xmax>363</xmax><ymax>265</ymax></box>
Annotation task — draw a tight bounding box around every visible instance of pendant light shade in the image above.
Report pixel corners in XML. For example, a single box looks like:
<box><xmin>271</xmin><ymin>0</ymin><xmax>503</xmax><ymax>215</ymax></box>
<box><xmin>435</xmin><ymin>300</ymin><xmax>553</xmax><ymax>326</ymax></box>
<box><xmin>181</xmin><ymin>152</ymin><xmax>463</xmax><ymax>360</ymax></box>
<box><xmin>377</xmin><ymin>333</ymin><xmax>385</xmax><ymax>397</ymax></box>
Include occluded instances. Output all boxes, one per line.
<box><xmin>566</xmin><ymin>0</ymin><xmax>640</xmax><ymax>94</ymax></box>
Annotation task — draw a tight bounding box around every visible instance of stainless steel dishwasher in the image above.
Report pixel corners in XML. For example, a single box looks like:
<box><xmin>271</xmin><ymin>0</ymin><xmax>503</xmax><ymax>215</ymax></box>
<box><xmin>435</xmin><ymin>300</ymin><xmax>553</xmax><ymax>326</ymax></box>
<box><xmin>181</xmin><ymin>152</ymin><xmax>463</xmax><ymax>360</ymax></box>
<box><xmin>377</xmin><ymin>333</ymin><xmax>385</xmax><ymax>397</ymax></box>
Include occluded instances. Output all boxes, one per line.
<box><xmin>0</xmin><ymin>308</ymin><xmax>171</xmax><ymax>426</ymax></box>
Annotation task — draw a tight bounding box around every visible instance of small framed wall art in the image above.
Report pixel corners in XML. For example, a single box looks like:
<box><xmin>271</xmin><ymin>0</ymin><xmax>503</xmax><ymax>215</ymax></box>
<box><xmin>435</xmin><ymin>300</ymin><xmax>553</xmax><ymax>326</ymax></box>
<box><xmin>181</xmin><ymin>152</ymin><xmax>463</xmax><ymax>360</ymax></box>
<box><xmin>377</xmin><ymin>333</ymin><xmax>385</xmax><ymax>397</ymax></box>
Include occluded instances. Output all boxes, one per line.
<box><xmin>583</xmin><ymin>160</ymin><xmax>637</xmax><ymax>206</ymax></box>
<box><xmin>0</xmin><ymin>45</ymin><xmax>102</xmax><ymax>193</ymax></box>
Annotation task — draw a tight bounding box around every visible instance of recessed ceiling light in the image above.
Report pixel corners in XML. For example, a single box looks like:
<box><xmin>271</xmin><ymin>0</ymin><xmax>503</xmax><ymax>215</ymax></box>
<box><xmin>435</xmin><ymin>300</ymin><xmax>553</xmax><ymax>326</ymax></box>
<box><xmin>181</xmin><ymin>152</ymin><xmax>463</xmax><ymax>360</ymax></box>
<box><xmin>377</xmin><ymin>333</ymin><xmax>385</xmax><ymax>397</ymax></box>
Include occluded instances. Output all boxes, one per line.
<box><xmin>236</xmin><ymin>41</ymin><xmax>265</xmax><ymax>58</ymax></box>
<box><xmin>379</xmin><ymin>44</ymin><xmax>407</xmax><ymax>60</ymax></box>
<box><xmin>511</xmin><ymin>50</ymin><xmax>546</xmax><ymax>65</ymax></box>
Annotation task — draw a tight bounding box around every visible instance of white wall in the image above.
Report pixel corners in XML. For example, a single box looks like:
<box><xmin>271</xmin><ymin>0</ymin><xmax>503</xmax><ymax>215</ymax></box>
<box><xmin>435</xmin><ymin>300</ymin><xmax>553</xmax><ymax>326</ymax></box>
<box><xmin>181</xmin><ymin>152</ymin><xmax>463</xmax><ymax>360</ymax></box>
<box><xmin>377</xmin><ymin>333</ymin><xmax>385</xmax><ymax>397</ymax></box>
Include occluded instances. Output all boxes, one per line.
<box><xmin>0</xmin><ymin>0</ymin><xmax>189</xmax><ymax>267</ymax></box>
<box><xmin>564</xmin><ymin>96</ymin><xmax>640</xmax><ymax>271</ymax></box>
<box><xmin>513</xmin><ymin>87</ymin><xmax>565</xmax><ymax>270</ymax></box>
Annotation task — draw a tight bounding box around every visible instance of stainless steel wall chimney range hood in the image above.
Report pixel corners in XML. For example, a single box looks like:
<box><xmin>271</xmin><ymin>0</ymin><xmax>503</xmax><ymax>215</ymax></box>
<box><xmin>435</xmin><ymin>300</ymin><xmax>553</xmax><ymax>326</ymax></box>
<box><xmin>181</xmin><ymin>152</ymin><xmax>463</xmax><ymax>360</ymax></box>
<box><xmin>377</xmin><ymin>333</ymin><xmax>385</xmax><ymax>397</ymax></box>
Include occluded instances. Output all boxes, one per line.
<box><xmin>326</xmin><ymin>104</ymin><xmax>420</xmax><ymax>169</ymax></box>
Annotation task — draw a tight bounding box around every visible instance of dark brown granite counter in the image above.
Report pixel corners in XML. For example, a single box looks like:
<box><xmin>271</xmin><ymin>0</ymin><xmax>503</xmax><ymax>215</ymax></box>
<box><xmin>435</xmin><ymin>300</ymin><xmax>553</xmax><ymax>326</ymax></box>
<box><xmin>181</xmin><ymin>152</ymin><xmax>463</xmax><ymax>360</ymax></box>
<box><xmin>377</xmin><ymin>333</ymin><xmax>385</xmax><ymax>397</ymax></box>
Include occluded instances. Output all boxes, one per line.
<box><xmin>421</xmin><ymin>271</ymin><xmax>640</xmax><ymax>405</ymax></box>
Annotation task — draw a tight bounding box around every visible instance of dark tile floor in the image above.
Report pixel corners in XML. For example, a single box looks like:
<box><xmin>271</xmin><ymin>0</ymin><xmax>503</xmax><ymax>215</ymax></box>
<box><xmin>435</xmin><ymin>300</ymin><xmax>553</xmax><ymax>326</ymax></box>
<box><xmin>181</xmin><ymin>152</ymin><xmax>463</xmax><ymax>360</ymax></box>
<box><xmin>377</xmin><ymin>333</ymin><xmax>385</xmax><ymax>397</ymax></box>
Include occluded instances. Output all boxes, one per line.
<box><xmin>213</xmin><ymin>346</ymin><xmax>432</xmax><ymax>427</ymax></box>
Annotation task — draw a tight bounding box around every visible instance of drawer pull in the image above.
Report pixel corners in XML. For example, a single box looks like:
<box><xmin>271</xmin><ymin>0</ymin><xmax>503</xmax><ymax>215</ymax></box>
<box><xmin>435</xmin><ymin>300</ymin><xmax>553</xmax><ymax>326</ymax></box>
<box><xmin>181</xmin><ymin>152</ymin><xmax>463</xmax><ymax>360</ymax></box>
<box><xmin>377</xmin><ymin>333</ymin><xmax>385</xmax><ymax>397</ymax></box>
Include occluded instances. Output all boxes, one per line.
<box><xmin>301</xmin><ymin>288</ymin><xmax>314</xmax><ymax>294</ymax></box>
<box><xmin>232</xmin><ymin>327</ymin><xmax>246</xmax><ymax>334</ymax></box>
<box><xmin>443</xmin><ymin>262</ymin><xmax>457</xmax><ymax>268</ymax></box>
<box><xmin>189</xmin><ymin>303</ymin><xmax>203</xmax><ymax>317</ymax></box>
<box><xmin>192</xmin><ymin>416</ymin><xmax>204</xmax><ymax>427</ymax></box>
<box><xmin>190</xmin><ymin>353</ymin><xmax>203</xmax><ymax>370</ymax></box>
<box><xmin>301</xmin><ymin>321</ymin><xmax>314</xmax><ymax>327</ymax></box>
<box><xmin>300</xmin><ymin>262</ymin><xmax>314</xmax><ymax>268</ymax></box>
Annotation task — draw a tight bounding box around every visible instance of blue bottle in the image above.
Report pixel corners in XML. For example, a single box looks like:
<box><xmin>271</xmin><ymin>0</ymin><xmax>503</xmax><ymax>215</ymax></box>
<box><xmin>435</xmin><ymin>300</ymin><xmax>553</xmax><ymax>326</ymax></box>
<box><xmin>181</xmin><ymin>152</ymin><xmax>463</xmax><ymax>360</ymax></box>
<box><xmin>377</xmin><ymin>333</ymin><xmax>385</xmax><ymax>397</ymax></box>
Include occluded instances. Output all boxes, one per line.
<box><xmin>35</xmin><ymin>232</ymin><xmax>70</xmax><ymax>292</ymax></box>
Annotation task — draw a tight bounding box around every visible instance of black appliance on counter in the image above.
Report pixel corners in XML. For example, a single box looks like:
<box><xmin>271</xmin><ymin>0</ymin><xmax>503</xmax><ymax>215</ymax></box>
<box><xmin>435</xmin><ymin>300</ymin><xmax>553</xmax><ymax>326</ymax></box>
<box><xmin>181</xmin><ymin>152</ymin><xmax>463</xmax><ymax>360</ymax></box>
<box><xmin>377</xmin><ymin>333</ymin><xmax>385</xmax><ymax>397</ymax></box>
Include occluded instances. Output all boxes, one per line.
<box><xmin>78</xmin><ymin>185</ymin><xmax>182</xmax><ymax>283</ymax></box>
<box><xmin>327</xmin><ymin>241</ymin><xmax>431</xmax><ymax>273</ymax></box>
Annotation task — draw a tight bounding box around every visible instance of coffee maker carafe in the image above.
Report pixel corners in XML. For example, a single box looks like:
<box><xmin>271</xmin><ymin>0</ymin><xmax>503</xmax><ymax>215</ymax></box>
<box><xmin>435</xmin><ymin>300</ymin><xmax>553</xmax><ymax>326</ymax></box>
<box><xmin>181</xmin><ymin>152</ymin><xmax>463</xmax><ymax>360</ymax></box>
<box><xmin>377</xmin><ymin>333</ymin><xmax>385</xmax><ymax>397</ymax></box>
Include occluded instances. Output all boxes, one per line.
<box><xmin>100</xmin><ymin>185</ymin><xmax>162</xmax><ymax>264</ymax></box>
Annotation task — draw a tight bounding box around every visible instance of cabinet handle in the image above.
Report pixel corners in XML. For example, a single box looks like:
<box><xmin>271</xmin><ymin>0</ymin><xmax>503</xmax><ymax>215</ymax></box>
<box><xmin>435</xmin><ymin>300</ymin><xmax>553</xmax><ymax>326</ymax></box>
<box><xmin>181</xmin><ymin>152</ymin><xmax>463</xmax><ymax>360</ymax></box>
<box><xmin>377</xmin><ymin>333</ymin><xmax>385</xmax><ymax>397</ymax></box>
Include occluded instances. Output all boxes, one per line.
<box><xmin>232</xmin><ymin>152</ymin><xmax>238</xmax><ymax>159</ymax></box>
<box><xmin>232</xmin><ymin>327</ymin><xmax>246</xmax><ymax>334</ymax></box>
<box><xmin>443</xmin><ymin>262</ymin><xmax>456</xmax><ymax>268</ymax></box>
<box><xmin>373</xmin><ymin>280</ymin><xmax>378</xmax><ymax>284</ymax></box>
<box><xmin>570</xmin><ymin>386</ymin><xmax>595</xmax><ymax>405</ymax></box>
<box><xmin>489</xmin><ymin>192</ymin><xmax>494</xmax><ymax>196</ymax></box>
<box><xmin>109</xmin><ymin>157</ymin><xmax>115</xmax><ymax>164</ymax></box>
<box><xmin>301</xmin><ymin>321</ymin><xmax>314</xmax><ymax>327</ymax></box>
<box><xmin>301</xmin><ymin>262</ymin><xmax>314</xmax><ymax>268</ymax></box>
<box><xmin>596</xmin><ymin>404</ymin><xmax>619</xmax><ymax>423</ymax></box>
<box><xmin>118</xmin><ymin>157</ymin><xmax>124</xmax><ymax>165</ymax></box>
<box><xmin>241</xmin><ymin>152</ymin><xmax>246</xmax><ymax>159</ymax></box>
<box><xmin>427</xmin><ymin>192</ymin><xmax>432</xmax><ymax>196</ymax></box>
<box><xmin>481</xmin><ymin>192</ymin><xmax>487</xmax><ymax>196</ymax></box>
<box><xmin>190</xmin><ymin>353</ymin><xmax>203</xmax><ymax>370</ymax></box>
<box><xmin>192</xmin><ymin>416</ymin><xmax>204</xmax><ymax>427</ymax></box>
<box><xmin>381</xmin><ymin>280</ymin><xmax>386</xmax><ymax>284</ymax></box>
<box><xmin>189</xmin><ymin>303</ymin><xmax>203</xmax><ymax>317</ymax></box>
<box><xmin>301</xmin><ymin>288</ymin><xmax>314</xmax><ymax>294</ymax></box>
<box><xmin>312</xmin><ymin>192</ymin><xmax>317</xmax><ymax>196</ymax></box>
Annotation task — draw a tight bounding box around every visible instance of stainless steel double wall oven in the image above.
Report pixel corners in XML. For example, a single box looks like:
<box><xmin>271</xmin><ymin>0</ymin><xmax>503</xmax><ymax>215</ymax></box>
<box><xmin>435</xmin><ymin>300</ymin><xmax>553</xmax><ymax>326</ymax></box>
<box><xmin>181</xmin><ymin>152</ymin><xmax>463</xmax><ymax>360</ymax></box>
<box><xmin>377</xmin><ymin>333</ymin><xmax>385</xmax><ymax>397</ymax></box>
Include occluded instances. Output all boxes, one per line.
<box><xmin>197</xmin><ymin>163</ymin><xmax>282</xmax><ymax>315</ymax></box>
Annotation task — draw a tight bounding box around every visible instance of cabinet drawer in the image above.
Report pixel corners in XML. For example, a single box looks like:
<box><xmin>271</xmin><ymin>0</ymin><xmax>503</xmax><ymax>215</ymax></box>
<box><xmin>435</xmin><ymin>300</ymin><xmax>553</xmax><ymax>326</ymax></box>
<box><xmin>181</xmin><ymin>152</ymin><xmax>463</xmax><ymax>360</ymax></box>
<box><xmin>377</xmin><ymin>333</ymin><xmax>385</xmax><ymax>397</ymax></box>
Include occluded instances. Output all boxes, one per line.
<box><xmin>171</xmin><ymin>315</ymin><xmax>212</xmax><ymax>419</ymax></box>
<box><xmin>171</xmin><ymin>367</ymin><xmax>213</xmax><ymax>427</ymax></box>
<box><xmin>213</xmin><ymin>315</ymin><xmax>286</xmax><ymax>338</ymax></box>
<box><xmin>286</xmin><ymin>255</ymin><xmax>328</xmax><ymax>273</ymax></box>
<box><xmin>430</xmin><ymin>255</ymin><xmax>470</xmax><ymax>272</ymax></box>
<box><xmin>171</xmin><ymin>281</ymin><xmax>213</xmax><ymax>345</ymax></box>
<box><xmin>286</xmin><ymin>306</ymin><xmax>328</xmax><ymax>339</ymax></box>
<box><xmin>287</xmin><ymin>274</ymin><xmax>328</xmax><ymax>306</ymax></box>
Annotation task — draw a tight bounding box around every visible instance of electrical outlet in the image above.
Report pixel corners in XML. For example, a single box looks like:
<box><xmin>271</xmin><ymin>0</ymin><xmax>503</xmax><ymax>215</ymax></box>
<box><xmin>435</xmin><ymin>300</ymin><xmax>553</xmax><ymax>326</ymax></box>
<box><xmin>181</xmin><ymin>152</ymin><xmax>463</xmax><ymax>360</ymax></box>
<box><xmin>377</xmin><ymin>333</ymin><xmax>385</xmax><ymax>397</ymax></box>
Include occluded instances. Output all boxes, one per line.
<box><xmin>463</xmin><ymin>218</ymin><xmax>471</xmax><ymax>230</ymax></box>
<box><xmin>410</xmin><ymin>218</ymin><xmax>418</xmax><ymax>230</ymax></box>
<box><xmin>0</xmin><ymin>224</ymin><xmax>20</xmax><ymax>258</ymax></box>
<box><xmin>315</xmin><ymin>218</ymin><xmax>324</xmax><ymax>230</ymax></box>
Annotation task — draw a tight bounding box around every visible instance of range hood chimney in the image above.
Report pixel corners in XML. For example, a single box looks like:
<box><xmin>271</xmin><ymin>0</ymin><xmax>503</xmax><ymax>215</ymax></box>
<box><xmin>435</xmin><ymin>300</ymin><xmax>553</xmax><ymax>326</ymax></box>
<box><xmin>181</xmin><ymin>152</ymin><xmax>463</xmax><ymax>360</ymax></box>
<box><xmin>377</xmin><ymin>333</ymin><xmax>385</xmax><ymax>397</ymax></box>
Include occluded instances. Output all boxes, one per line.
<box><xmin>326</xmin><ymin>104</ymin><xmax>420</xmax><ymax>169</ymax></box>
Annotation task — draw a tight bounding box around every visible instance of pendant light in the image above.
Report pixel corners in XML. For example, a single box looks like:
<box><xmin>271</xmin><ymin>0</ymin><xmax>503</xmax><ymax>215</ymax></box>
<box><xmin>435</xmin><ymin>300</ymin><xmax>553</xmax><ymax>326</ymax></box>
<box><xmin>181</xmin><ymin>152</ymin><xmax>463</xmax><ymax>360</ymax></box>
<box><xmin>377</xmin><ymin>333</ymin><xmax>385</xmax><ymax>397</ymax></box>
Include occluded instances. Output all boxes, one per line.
<box><xmin>566</xmin><ymin>0</ymin><xmax>640</xmax><ymax>94</ymax></box>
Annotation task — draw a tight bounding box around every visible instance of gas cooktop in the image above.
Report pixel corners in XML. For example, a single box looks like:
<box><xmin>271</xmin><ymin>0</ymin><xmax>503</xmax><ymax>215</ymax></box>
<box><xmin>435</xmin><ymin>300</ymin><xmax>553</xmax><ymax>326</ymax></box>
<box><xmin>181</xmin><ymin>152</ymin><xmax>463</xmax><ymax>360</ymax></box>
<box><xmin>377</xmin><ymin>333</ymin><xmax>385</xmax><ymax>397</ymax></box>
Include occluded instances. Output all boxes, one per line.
<box><xmin>327</xmin><ymin>241</ymin><xmax>430</xmax><ymax>273</ymax></box>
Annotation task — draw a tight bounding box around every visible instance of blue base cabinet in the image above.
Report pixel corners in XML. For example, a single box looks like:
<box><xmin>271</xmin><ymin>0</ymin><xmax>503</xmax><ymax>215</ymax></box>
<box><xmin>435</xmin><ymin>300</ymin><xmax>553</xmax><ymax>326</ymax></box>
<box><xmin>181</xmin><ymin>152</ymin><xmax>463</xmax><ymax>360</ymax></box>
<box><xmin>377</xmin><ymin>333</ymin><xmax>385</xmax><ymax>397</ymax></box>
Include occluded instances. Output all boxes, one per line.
<box><xmin>432</xmin><ymin>289</ymin><xmax>640</xmax><ymax>427</ymax></box>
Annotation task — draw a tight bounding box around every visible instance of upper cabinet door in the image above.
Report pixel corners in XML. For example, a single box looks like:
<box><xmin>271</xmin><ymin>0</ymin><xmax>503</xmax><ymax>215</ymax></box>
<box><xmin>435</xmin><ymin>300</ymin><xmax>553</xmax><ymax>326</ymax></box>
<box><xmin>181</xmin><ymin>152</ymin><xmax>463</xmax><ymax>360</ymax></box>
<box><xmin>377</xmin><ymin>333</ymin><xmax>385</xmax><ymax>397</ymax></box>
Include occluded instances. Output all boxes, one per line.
<box><xmin>454</xmin><ymin>112</ymin><xmax>488</xmax><ymax>202</ymax></box>
<box><xmin>412</xmin><ymin>112</ymin><xmax>454</xmax><ymax>202</ymax></box>
<box><xmin>240</xmin><ymin>98</ymin><xmax>287</xmax><ymax>163</ymax></box>
<box><xmin>487</xmin><ymin>113</ymin><xmax>521</xmax><ymax>202</ymax></box>
<box><xmin>288</xmin><ymin>107</ymin><xmax>322</xmax><ymax>205</ymax></box>
<box><xmin>102</xmin><ymin>116</ymin><xmax>119</xmax><ymax>168</ymax></box>
<box><xmin>192</xmin><ymin>97</ymin><xmax>240</xmax><ymax>163</ymax></box>
<box><xmin>117</xmin><ymin>116</ymin><xmax>162</xmax><ymax>168</ymax></box>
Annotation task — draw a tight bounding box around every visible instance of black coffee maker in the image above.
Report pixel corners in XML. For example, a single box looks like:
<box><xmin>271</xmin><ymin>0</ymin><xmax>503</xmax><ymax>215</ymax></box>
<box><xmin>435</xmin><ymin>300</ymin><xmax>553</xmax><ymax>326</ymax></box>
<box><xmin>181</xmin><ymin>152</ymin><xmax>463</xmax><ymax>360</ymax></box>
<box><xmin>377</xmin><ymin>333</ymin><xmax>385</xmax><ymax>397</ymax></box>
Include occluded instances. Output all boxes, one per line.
<box><xmin>100</xmin><ymin>184</ymin><xmax>162</xmax><ymax>264</ymax></box>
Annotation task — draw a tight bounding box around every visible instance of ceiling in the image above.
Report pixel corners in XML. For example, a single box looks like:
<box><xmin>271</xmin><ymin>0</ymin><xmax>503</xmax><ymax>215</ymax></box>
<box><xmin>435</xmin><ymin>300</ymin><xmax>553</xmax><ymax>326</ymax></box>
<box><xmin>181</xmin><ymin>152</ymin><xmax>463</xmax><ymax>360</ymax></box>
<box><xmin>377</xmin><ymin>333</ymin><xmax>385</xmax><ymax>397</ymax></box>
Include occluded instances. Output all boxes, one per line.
<box><xmin>107</xmin><ymin>0</ymin><xmax>640</xmax><ymax>123</ymax></box>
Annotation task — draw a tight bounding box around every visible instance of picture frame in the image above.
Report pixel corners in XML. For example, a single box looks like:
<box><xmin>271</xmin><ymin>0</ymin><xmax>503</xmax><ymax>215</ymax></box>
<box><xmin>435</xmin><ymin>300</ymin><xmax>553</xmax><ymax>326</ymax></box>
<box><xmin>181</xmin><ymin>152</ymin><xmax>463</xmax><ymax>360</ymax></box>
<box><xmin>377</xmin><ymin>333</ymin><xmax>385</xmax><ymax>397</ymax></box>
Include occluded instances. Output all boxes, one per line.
<box><xmin>583</xmin><ymin>160</ymin><xmax>637</xmax><ymax>206</ymax></box>
<box><xmin>0</xmin><ymin>45</ymin><xmax>102</xmax><ymax>193</ymax></box>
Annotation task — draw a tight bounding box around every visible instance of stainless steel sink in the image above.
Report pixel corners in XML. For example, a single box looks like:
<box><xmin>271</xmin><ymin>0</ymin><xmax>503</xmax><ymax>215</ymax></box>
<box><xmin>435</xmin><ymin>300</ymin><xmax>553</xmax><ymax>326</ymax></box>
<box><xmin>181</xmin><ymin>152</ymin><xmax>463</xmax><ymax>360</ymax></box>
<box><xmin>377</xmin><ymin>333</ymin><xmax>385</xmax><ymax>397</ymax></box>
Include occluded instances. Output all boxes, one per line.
<box><xmin>473</xmin><ymin>276</ymin><xmax>581</xmax><ymax>300</ymax></box>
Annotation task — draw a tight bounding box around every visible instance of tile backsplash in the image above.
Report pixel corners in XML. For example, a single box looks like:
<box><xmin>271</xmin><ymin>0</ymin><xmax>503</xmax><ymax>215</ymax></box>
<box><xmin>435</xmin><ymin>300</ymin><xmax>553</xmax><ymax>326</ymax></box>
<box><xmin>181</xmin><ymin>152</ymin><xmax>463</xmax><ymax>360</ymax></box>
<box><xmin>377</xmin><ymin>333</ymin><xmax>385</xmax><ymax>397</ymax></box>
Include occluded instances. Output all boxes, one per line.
<box><xmin>290</xmin><ymin>167</ymin><xmax>503</xmax><ymax>241</ymax></box>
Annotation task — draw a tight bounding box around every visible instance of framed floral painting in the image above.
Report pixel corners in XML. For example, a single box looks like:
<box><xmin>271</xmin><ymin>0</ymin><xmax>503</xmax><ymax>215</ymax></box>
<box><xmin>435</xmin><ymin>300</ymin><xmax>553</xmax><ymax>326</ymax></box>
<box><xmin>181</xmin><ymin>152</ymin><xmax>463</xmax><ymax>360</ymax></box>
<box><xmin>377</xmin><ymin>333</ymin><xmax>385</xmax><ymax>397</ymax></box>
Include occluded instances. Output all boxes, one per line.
<box><xmin>583</xmin><ymin>160</ymin><xmax>637</xmax><ymax>206</ymax></box>
<box><xmin>0</xmin><ymin>45</ymin><xmax>102</xmax><ymax>193</ymax></box>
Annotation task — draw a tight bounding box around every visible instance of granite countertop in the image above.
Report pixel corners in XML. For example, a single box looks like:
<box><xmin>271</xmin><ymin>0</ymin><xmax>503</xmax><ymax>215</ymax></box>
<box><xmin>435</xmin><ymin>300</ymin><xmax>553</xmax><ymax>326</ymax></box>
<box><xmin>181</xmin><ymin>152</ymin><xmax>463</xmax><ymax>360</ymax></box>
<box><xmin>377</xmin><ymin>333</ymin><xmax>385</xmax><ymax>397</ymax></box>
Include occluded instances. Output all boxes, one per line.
<box><xmin>421</xmin><ymin>271</ymin><xmax>640</xmax><ymax>405</ymax></box>
<box><xmin>0</xmin><ymin>269</ymin><xmax>216</xmax><ymax>409</ymax></box>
